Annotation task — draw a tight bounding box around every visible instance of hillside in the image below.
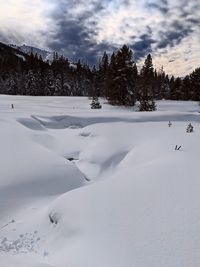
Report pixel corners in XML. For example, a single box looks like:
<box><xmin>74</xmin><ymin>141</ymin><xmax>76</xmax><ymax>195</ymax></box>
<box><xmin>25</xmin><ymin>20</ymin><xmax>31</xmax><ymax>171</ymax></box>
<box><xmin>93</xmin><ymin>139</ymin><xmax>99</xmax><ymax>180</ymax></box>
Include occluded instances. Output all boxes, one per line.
<box><xmin>10</xmin><ymin>44</ymin><xmax>53</xmax><ymax>62</ymax></box>
<box><xmin>0</xmin><ymin>42</ymin><xmax>29</xmax><ymax>62</ymax></box>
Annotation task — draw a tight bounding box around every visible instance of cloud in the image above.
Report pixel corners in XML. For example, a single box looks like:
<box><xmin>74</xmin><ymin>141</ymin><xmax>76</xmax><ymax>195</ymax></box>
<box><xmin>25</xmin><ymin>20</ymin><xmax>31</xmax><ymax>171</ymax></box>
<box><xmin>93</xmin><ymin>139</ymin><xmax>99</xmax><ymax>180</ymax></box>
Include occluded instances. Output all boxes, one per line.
<box><xmin>47</xmin><ymin>0</ymin><xmax>112</xmax><ymax>63</ymax></box>
<box><xmin>0</xmin><ymin>0</ymin><xmax>199</xmax><ymax>75</ymax></box>
<box><xmin>152</xmin><ymin>33</ymin><xmax>200</xmax><ymax>77</ymax></box>
<box><xmin>47</xmin><ymin>0</ymin><xmax>200</xmax><ymax>71</ymax></box>
<box><xmin>48</xmin><ymin>0</ymin><xmax>158</xmax><ymax>62</ymax></box>
<box><xmin>0</xmin><ymin>0</ymin><xmax>56</xmax><ymax>48</ymax></box>
<box><xmin>130</xmin><ymin>34</ymin><xmax>156</xmax><ymax>60</ymax></box>
<box><xmin>156</xmin><ymin>21</ymin><xmax>193</xmax><ymax>49</ymax></box>
<box><xmin>146</xmin><ymin>0</ymin><xmax>169</xmax><ymax>14</ymax></box>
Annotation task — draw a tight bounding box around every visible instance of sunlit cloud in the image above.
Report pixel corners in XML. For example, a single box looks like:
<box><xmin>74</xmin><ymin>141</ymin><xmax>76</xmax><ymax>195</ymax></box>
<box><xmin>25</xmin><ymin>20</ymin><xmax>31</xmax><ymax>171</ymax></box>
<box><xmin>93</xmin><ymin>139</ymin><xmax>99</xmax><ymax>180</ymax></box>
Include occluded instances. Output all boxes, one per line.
<box><xmin>0</xmin><ymin>0</ymin><xmax>56</xmax><ymax>48</ymax></box>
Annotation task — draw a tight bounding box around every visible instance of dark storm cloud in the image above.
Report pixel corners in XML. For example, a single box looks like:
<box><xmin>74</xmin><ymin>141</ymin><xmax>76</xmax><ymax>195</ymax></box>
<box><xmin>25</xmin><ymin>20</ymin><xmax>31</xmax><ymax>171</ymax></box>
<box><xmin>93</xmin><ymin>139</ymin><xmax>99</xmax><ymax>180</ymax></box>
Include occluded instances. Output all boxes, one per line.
<box><xmin>48</xmin><ymin>0</ymin><xmax>115</xmax><ymax>63</ymax></box>
<box><xmin>157</xmin><ymin>21</ymin><xmax>193</xmax><ymax>49</ymax></box>
<box><xmin>49</xmin><ymin>20</ymin><xmax>111</xmax><ymax>64</ymax></box>
<box><xmin>131</xmin><ymin>34</ymin><xmax>156</xmax><ymax>60</ymax></box>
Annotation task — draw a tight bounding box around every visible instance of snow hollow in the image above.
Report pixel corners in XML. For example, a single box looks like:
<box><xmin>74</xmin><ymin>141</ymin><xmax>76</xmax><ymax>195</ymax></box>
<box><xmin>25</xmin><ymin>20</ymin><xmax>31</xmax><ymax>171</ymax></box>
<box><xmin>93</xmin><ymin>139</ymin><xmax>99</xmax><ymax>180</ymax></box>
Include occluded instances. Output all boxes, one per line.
<box><xmin>0</xmin><ymin>95</ymin><xmax>200</xmax><ymax>267</ymax></box>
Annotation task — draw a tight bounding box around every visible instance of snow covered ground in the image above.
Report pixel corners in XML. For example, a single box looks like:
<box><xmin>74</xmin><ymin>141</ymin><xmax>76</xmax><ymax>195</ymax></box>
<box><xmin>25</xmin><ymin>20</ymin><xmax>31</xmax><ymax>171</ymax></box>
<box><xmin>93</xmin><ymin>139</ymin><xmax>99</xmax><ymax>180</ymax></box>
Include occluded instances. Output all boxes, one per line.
<box><xmin>0</xmin><ymin>95</ymin><xmax>200</xmax><ymax>267</ymax></box>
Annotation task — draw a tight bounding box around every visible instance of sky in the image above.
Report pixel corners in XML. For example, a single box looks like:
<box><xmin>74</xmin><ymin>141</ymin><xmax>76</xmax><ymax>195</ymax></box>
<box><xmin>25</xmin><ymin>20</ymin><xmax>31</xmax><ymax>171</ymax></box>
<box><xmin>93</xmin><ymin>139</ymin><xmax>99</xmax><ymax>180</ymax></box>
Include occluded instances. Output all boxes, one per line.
<box><xmin>0</xmin><ymin>0</ymin><xmax>199</xmax><ymax>76</ymax></box>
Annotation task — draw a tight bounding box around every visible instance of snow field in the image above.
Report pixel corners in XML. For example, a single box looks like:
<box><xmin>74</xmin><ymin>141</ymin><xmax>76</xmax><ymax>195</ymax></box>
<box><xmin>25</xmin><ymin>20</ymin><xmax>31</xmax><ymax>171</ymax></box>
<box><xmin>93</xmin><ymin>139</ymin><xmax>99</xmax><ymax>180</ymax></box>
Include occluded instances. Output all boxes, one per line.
<box><xmin>0</xmin><ymin>95</ymin><xmax>200</xmax><ymax>267</ymax></box>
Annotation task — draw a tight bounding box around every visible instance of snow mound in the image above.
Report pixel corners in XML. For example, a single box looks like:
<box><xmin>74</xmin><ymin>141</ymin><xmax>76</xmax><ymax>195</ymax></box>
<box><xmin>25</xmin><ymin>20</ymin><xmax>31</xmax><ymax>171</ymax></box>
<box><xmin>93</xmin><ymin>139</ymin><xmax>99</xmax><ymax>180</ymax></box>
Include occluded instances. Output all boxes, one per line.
<box><xmin>46</xmin><ymin>120</ymin><xmax>200</xmax><ymax>267</ymax></box>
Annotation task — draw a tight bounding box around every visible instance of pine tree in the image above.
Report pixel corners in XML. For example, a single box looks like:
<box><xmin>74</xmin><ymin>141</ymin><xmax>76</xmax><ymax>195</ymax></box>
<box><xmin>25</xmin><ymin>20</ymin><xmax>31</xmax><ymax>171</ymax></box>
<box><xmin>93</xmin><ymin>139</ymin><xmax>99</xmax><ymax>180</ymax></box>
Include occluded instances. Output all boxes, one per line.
<box><xmin>186</xmin><ymin>123</ymin><xmax>194</xmax><ymax>133</ymax></box>
<box><xmin>138</xmin><ymin>54</ymin><xmax>156</xmax><ymax>111</ymax></box>
<box><xmin>190</xmin><ymin>68</ymin><xmax>200</xmax><ymax>101</ymax></box>
<box><xmin>107</xmin><ymin>52</ymin><xmax>118</xmax><ymax>104</ymax></box>
<box><xmin>182</xmin><ymin>75</ymin><xmax>191</xmax><ymax>100</ymax></box>
<box><xmin>0</xmin><ymin>77</ymin><xmax>5</xmax><ymax>94</ymax></box>
<box><xmin>90</xmin><ymin>96</ymin><xmax>102</xmax><ymax>109</ymax></box>
<box><xmin>170</xmin><ymin>77</ymin><xmax>182</xmax><ymax>100</ymax></box>
<box><xmin>155</xmin><ymin>66</ymin><xmax>168</xmax><ymax>99</ymax></box>
<box><xmin>4</xmin><ymin>74</ymin><xmax>18</xmax><ymax>95</ymax></box>
<box><xmin>43</xmin><ymin>69</ymin><xmax>55</xmax><ymax>95</ymax></box>
<box><xmin>1</xmin><ymin>41</ymin><xmax>200</xmax><ymax>101</ymax></box>
<box><xmin>107</xmin><ymin>45</ymin><xmax>137</xmax><ymax>106</ymax></box>
<box><xmin>98</xmin><ymin>52</ymin><xmax>109</xmax><ymax>97</ymax></box>
<box><xmin>25</xmin><ymin>71</ymin><xmax>39</xmax><ymax>95</ymax></box>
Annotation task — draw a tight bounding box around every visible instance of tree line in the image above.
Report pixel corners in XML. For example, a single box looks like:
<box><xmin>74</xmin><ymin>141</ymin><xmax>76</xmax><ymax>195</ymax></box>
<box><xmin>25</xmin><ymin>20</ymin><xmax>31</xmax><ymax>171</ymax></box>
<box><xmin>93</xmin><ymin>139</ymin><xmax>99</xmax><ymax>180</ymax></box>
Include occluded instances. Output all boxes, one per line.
<box><xmin>0</xmin><ymin>43</ymin><xmax>199</xmax><ymax>110</ymax></box>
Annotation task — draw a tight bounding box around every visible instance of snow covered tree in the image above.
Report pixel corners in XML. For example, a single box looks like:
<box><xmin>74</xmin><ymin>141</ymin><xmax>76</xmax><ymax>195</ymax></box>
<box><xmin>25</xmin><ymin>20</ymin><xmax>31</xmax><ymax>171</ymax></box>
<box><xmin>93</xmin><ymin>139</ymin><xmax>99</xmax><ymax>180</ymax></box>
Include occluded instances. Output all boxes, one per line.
<box><xmin>4</xmin><ymin>74</ymin><xmax>18</xmax><ymax>95</ymax></box>
<box><xmin>25</xmin><ymin>71</ymin><xmax>40</xmax><ymax>95</ymax></box>
<box><xmin>43</xmin><ymin>69</ymin><xmax>55</xmax><ymax>95</ymax></box>
<box><xmin>186</xmin><ymin>123</ymin><xmax>194</xmax><ymax>133</ymax></box>
<box><xmin>90</xmin><ymin>96</ymin><xmax>102</xmax><ymax>109</ymax></box>
<box><xmin>0</xmin><ymin>77</ymin><xmax>5</xmax><ymax>94</ymax></box>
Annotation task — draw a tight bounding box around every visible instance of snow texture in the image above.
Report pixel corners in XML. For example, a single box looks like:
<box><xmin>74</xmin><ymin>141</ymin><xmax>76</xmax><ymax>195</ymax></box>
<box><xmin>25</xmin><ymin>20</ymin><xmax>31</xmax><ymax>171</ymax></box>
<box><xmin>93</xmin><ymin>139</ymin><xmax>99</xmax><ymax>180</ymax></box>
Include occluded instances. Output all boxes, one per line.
<box><xmin>0</xmin><ymin>95</ymin><xmax>200</xmax><ymax>267</ymax></box>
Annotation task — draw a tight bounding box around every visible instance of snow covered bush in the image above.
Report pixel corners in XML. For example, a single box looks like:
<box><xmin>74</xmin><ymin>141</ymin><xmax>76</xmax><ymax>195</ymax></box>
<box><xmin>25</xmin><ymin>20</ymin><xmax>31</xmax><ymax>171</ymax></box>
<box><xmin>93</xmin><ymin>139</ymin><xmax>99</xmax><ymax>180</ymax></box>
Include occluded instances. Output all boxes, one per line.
<box><xmin>90</xmin><ymin>96</ymin><xmax>102</xmax><ymax>109</ymax></box>
<box><xmin>186</xmin><ymin>123</ymin><xmax>194</xmax><ymax>133</ymax></box>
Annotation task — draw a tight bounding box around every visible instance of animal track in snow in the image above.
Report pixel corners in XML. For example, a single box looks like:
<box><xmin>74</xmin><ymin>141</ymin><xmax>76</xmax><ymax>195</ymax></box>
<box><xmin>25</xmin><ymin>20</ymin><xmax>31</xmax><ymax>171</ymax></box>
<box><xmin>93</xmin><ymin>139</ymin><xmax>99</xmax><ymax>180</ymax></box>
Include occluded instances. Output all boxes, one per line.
<box><xmin>0</xmin><ymin>231</ymin><xmax>41</xmax><ymax>254</ymax></box>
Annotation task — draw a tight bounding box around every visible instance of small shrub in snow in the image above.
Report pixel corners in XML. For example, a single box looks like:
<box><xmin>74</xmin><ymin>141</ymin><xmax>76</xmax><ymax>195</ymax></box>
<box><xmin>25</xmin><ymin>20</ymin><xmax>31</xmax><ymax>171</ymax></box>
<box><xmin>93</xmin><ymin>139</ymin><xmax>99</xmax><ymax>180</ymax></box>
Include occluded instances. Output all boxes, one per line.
<box><xmin>90</xmin><ymin>96</ymin><xmax>102</xmax><ymax>109</ymax></box>
<box><xmin>186</xmin><ymin>123</ymin><xmax>194</xmax><ymax>133</ymax></box>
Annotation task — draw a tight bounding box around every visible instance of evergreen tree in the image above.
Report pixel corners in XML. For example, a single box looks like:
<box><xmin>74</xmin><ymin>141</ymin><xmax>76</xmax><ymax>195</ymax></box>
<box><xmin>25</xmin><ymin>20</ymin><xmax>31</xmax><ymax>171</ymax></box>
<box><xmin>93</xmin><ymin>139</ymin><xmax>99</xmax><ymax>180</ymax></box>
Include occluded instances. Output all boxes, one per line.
<box><xmin>25</xmin><ymin>71</ymin><xmax>39</xmax><ymax>95</ymax></box>
<box><xmin>90</xmin><ymin>96</ymin><xmax>102</xmax><ymax>109</ymax></box>
<box><xmin>170</xmin><ymin>77</ymin><xmax>182</xmax><ymax>100</ymax></box>
<box><xmin>4</xmin><ymin>74</ymin><xmax>18</xmax><ymax>95</ymax></box>
<box><xmin>107</xmin><ymin>45</ymin><xmax>137</xmax><ymax>106</ymax></box>
<box><xmin>138</xmin><ymin>54</ymin><xmax>156</xmax><ymax>111</ymax></box>
<box><xmin>155</xmin><ymin>66</ymin><xmax>168</xmax><ymax>99</ymax></box>
<box><xmin>190</xmin><ymin>68</ymin><xmax>200</xmax><ymax>100</ymax></box>
<box><xmin>98</xmin><ymin>52</ymin><xmax>109</xmax><ymax>97</ymax></box>
<box><xmin>182</xmin><ymin>75</ymin><xmax>191</xmax><ymax>100</ymax></box>
<box><xmin>43</xmin><ymin>69</ymin><xmax>55</xmax><ymax>95</ymax></box>
<box><xmin>1</xmin><ymin>41</ymin><xmax>200</xmax><ymax>102</ymax></box>
<box><xmin>186</xmin><ymin>123</ymin><xmax>194</xmax><ymax>133</ymax></box>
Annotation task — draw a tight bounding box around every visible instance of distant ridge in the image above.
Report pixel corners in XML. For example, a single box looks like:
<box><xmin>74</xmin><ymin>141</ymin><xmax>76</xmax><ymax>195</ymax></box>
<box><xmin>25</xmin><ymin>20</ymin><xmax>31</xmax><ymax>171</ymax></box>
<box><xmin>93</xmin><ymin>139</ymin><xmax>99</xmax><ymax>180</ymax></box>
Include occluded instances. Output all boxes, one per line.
<box><xmin>9</xmin><ymin>44</ymin><xmax>54</xmax><ymax>61</ymax></box>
